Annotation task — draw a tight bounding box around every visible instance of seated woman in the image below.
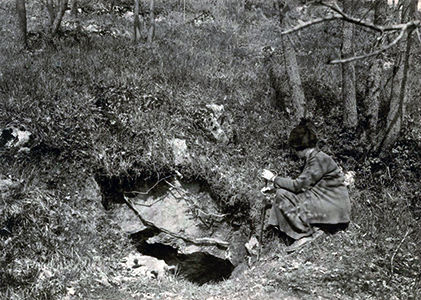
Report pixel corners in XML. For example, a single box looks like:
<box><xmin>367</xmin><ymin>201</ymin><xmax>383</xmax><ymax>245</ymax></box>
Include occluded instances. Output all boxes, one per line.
<box><xmin>261</xmin><ymin>120</ymin><xmax>351</xmax><ymax>252</ymax></box>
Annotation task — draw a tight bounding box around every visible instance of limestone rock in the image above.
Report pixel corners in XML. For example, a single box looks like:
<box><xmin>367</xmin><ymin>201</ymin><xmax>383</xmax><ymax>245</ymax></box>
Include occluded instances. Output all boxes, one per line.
<box><xmin>170</xmin><ymin>138</ymin><xmax>190</xmax><ymax>166</ymax></box>
<box><xmin>0</xmin><ymin>126</ymin><xmax>32</xmax><ymax>150</ymax></box>
<box><xmin>245</xmin><ymin>236</ymin><xmax>259</xmax><ymax>256</ymax></box>
<box><xmin>121</xmin><ymin>253</ymin><xmax>170</xmax><ymax>280</ymax></box>
<box><xmin>110</xmin><ymin>179</ymin><xmax>242</xmax><ymax>283</ymax></box>
<box><xmin>0</xmin><ymin>177</ymin><xmax>22</xmax><ymax>199</ymax></box>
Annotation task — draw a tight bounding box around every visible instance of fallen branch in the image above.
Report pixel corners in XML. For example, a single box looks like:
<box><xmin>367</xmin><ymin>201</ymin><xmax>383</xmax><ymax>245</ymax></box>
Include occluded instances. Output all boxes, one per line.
<box><xmin>123</xmin><ymin>196</ymin><xmax>229</xmax><ymax>249</ymax></box>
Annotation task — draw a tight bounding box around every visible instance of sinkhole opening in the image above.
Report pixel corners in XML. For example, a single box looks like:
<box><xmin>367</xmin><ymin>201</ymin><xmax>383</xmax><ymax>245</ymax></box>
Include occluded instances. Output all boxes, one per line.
<box><xmin>94</xmin><ymin>174</ymin><xmax>242</xmax><ymax>285</ymax></box>
<box><xmin>131</xmin><ymin>229</ymin><xmax>235</xmax><ymax>285</ymax></box>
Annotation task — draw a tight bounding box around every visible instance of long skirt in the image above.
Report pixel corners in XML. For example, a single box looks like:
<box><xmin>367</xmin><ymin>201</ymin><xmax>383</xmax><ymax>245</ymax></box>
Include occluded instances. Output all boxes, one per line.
<box><xmin>267</xmin><ymin>188</ymin><xmax>315</xmax><ymax>240</ymax></box>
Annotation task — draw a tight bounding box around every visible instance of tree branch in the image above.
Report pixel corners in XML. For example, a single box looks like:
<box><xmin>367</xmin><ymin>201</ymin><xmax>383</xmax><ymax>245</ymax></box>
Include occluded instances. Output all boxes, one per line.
<box><xmin>279</xmin><ymin>15</ymin><xmax>341</xmax><ymax>35</ymax></box>
<box><xmin>320</xmin><ymin>1</ymin><xmax>406</xmax><ymax>32</ymax></box>
<box><xmin>279</xmin><ymin>1</ymin><xmax>419</xmax><ymax>37</ymax></box>
<box><xmin>328</xmin><ymin>25</ymin><xmax>408</xmax><ymax>64</ymax></box>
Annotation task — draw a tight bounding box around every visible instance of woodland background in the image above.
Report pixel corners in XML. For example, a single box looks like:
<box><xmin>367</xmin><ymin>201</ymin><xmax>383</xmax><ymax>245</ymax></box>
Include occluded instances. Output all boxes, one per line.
<box><xmin>1</xmin><ymin>0</ymin><xmax>421</xmax><ymax>299</ymax></box>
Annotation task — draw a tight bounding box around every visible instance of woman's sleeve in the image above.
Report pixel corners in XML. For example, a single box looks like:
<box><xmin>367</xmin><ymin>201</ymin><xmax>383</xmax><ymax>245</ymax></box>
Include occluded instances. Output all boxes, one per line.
<box><xmin>273</xmin><ymin>155</ymin><xmax>325</xmax><ymax>193</ymax></box>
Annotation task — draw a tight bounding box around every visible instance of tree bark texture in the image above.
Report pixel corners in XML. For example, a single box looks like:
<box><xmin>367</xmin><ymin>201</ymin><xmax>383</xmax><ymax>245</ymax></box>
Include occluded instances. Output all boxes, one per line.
<box><xmin>70</xmin><ymin>0</ymin><xmax>78</xmax><ymax>16</ymax></box>
<box><xmin>366</xmin><ymin>59</ymin><xmax>382</xmax><ymax>141</ymax></box>
<box><xmin>279</xmin><ymin>0</ymin><xmax>306</xmax><ymax>121</ymax></box>
<box><xmin>283</xmin><ymin>36</ymin><xmax>305</xmax><ymax>120</ymax></box>
<box><xmin>45</xmin><ymin>0</ymin><xmax>69</xmax><ymax>35</ymax></box>
<box><xmin>134</xmin><ymin>0</ymin><xmax>141</xmax><ymax>42</ymax></box>
<box><xmin>147</xmin><ymin>0</ymin><xmax>155</xmax><ymax>44</ymax></box>
<box><xmin>264</xmin><ymin>53</ymin><xmax>287</xmax><ymax>111</ymax></box>
<box><xmin>366</xmin><ymin>0</ymin><xmax>388</xmax><ymax>142</ymax></box>
<box><xmin>46</xmin><ymin>0</ymin><xmax>56</xmax><ymax>28</ymax></box>
<box><xmin>50</xmin><ymin>0</ymin><xmax>68</xmax><ymax>35</ymax></box>
<box><xmin>341</xmin><ymin>0</ymin><xmax>358</xmax><ymax>129</ymax></box>
<box><xmin>379</xmin><ymin>0</ymin><xmax>416</xmax><ymax>152</ymax></box>
<box><xmin>16</xmin><ymin>0</ymin><xmax>27</xmax><ymax>49</ymax></box>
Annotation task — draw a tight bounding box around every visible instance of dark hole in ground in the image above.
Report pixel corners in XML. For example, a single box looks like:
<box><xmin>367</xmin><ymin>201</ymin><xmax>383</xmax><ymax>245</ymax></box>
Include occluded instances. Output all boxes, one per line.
<box><xmin>131</xmin><ymin>229</ymin><xmax>235</xmax><ymax>285</ymax></box>
<box><xmin>95</xmin><ymin>174</ymin><xmax>241</xmax><ymax>284</ymax></box>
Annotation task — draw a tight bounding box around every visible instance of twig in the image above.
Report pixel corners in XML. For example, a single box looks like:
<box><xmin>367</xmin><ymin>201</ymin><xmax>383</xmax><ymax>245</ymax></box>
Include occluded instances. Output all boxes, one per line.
<box><xmin>390</xmin><ymin>229</ymin><xmax>410</xmax><ymax>276</ymax></box>
<box><xmin>125</xmin><ymin>175</ymin><xmax>172</xmax><ymax>195</ymax></box>
<box><xmin>131</xmin><ymin>195</ymin><xmax>165</xmax><ymax>207</ymax></box>
<box><xmin>123</xmin><ymin>196</ymin><xmax>229</xmax><ymax>248</ymax></box>
<box><xmin>165</xmin><ymin>179</ymin><xmax>226</xmax><ymax>225</ymax></box>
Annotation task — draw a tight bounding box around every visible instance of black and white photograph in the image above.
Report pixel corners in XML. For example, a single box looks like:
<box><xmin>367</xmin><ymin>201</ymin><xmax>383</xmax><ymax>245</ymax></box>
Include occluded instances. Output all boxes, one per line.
<box><xmin>1</xmin><ymin>0</ymin><xmax>420</xmax><ymax>299</ymax></box>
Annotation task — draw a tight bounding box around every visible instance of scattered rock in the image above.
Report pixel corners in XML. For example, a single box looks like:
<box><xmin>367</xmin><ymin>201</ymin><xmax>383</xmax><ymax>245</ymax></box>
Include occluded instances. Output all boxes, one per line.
<box><xmin>123</xmin><ymin>11</ymin><xmax>134</xmax><ymax>21</ymax></box>
<box><xmin>0</xmin><ymin>126</ymin><xmax>32</xmax><ymax>149</ymax></box>
<box><xmin>344</xmin><ymin>171</ymin><xmax>356</xmax><ymax>188</ymax></box>
<box><xmin>85</xmin><ymin>24</ymin><xmax>102</xmax><ymax>33</ymax></box>
<box><xmin>121</xmin><ymin>253</ymin><xmax>170</xmax><ymax>280</ymax></box>
<box><xmin>170</xmin><ymin>138</ymin><xmax>191</xmax><ymax>166</ymax></box>
<box><xmin>245</xmin><ymin>236</ymin><xmax>260</xmax><ymax>256</ymax></box>
<box><xmin>0</xmin><ymin>178</ymin><xmax>19</xmax><ymax>192</ymax></box>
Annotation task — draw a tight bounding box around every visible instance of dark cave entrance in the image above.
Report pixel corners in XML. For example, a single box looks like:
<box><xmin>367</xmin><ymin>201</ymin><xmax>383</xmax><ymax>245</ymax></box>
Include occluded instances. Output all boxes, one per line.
<box><xmin>130</xmin><ymin>228</ymin><xmax>235</xmax><ymax>285</ymax></box>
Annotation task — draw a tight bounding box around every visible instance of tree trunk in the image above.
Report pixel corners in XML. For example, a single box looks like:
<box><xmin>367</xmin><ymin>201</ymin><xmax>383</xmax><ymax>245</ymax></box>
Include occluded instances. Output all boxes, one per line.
<box><xmin>366</xmin><ymin>0</ymin><xmax>387</xmax><ymax>143</ymax></box>
<box><xmin>283</xmin><ymin>36</ymin><xmax>305</xmax><ymax>120</ymax></box>
<box><xmin>16</xmin><ymin>0</ymin><xmax>27</xmax><ymax>49</ymax></box>
<box><xmin>366</xmin><ymin>59</ymin><xmax>382</xmax><ymax>141</ymax></box>
<box><xmin>378</xmin><ymin>0</ymin><xmax>416</xmax><ymax>152</ymax></box>
<box><xmin>134</xmin><ymin>0</ymin><xmax>141</xmax><ymax>42</ymax></box>
<box><xmin>341</xmin><ymin>0</ymin><xmax>358</xmax><ymax>129</ymax></box>
<box><xmin>70</xmin><ymin>0</ymin><xmax>77</xmax><ymax>16</ymax></box>
<box><xmin>46</xmin><ymin>0</ymin><xmax>56</xmax><ymax>28</ymax></box>
<box><xmin>50</xmin><ymin>0</ymin><xmax>68</xmax><ymax>35</ymax></box>
<box><xmin>147</xmin><ymin>0</ymin><xmax>155</xmax><ymax>44</ymax></box>
<box><xmin>279</xmin><ymin>0</ymin><xmax>306</xmax><ymax>121</ymax></box>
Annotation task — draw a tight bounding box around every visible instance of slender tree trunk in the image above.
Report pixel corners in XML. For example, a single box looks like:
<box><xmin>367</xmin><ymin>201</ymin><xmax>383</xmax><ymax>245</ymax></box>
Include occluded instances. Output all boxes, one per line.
<box><xmin>46</xmin><ymin>0</ymin><xmax>56</xmax><ymax>28</ymax></box>
<box><xmin>283</xmin><ymin>36</ymin><xmax>305</xmax><ymax>120</ymax></box>
<box><xmin>378</xmin><ymin>0</ymin><xmax>416</xmax><ymax>152</ymax></box>
<box><xmin>16</xmin><ymin>0</ymin><xmax>28</xmax><ymax>49</ymax></box>
<box><xmin>147</xmin><ymin>0</ymin><xmax>155</xmax><ymax>44</ymax></box>
<box><xmin>366</xmin><ymin>0</ymin><xmax>387</xmax><ymax>143</ymax></box>
<box><xmin>50</xmin><ymin>0</ymin><xmax>68</xmax><ymax>35</ymax></box>
<box><xmin>366</xmin><ymin>59</ymin><xmax>382</xmax><ymax>140</ymax></box>
<box><xmin>341</xmin><ymin>0</ymin><xmax>358</xmax><ymax>129</ymax></box>
<box><xmin>279</xmin><ymin>0</ymin><xmax>306</xmax><ymax>121</ymax></box>
<box><xmin>70</xmin><ymin>0</ymin><xmax>78</xmax><ymax>16</ymax></box>
<box><xmin>134</xmin><ymin>0</ymin><xmax>141</xmax><ymax>42</ymax></box>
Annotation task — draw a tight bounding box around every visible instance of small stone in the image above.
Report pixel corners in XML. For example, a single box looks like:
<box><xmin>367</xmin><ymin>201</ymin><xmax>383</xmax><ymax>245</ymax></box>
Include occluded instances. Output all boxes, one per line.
<box><xmin>170</xmin><ymin>138</ymin><xmax>190</xmax><ymax>166</ymax></box>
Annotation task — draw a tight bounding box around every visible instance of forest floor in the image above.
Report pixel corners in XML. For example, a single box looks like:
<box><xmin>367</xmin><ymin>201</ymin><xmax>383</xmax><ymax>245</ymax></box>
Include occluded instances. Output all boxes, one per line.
<box><xmin>1</xmin><ymin>1</ymin><xmax>421</xmax><ymax>299</ymax></box>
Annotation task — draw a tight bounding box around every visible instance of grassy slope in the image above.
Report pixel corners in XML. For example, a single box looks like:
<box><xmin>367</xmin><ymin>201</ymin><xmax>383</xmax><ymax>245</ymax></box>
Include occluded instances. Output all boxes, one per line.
<box><xmin>1</xmin><ymin>1</ymin><xmax>420</xmax><ymax>299</ymax></box>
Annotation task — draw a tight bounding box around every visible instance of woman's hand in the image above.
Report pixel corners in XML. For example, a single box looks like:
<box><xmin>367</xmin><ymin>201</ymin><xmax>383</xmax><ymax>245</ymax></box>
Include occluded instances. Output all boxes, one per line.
<box><xmin>261</xmin><ymin>169</ymin><xmax>276</xmax><ymax>182</ymax></box>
